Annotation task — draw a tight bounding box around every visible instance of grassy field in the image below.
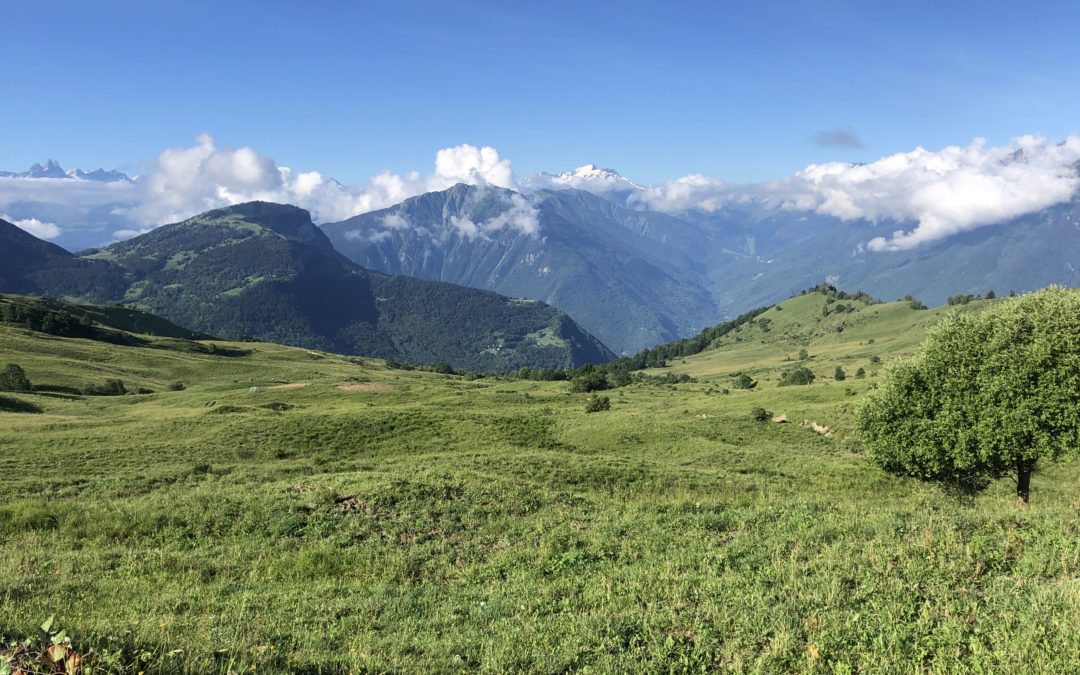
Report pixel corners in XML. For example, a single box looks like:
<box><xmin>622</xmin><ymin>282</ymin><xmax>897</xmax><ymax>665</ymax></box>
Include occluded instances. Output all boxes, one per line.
<box><xmin>1</xmin><ymin>292</ymin><xmax>1079</xmax><ymax>672</ymax></box>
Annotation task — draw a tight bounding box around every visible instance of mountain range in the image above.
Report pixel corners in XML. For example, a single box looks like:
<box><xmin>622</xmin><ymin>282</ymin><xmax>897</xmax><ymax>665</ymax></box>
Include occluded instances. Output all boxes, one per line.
<box><xmin>3</xmin><ymin>160</ymin><xmax>1079</xmax><ymax>364</ymax></box>
<box><xmin>0</xmin><ymin>203</ymin><xmax>613</xmax><ymax>370</ymax></box>
<box><xmin>321</xmin><ymin>170</ymin><xmax>1080</xmax><ymax>354</ymax></box>
<box><xmin>0</xmin><ymin>159</ymin><xmax>132</xmax><ymax>182</ymax></box>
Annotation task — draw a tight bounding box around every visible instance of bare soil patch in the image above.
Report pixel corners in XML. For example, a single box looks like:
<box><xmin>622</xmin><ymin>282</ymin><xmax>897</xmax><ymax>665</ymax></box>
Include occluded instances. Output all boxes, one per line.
<box><xmin>336</xmin><ymin>383</ymin><xmax>397</xmax><ymax>393</ymax></box>
<box><xmin>268</xmin><ymin>383</ymin><xmax>307</xmax><ymax>390</ymax></box>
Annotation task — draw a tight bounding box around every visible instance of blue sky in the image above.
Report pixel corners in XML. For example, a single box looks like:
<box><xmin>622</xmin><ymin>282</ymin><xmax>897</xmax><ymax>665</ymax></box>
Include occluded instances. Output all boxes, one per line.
<box><xmin>5</xmin><ymin>0</ymin><xmax>1080</xmax><ymax>184</ymax></box>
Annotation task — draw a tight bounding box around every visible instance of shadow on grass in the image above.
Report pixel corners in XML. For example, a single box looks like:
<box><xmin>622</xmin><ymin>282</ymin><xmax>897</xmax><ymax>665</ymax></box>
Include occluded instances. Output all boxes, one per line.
<box><xmin>0</xmin><ymin>395</ymin><xmax>43</xmax><ymax>413</ymax></box>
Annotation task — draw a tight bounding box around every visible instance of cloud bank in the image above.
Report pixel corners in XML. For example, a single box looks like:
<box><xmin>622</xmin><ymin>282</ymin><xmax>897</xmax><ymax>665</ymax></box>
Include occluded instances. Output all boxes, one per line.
<box><xmin>131</xmin><ymin>135</ymin><xmax>520</xmax><ymax>228</ymax></box>
<box><xmin>3</xmin><ymin>133</ymin><xmax>1079</xmax><ymax>252</ymax></box>
<box><xmin>635</xmin><ymin>135</ymin><xmax>1080</xmax><ymax>251</ymax></box>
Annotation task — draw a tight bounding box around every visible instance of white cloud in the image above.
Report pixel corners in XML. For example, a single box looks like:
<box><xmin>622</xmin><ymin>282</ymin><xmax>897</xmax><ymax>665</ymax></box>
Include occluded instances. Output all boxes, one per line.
<box><xmin>431</xmin><ymin>144</ymin><xmax>516</xmax><ymax>190</ymax></box>
<box><xmin>381</xmin><ymin>213</ymin><xmax>410</xmax><ymax>229</ymax></box>
<box><xmin>798</xmin><ymin>136</ymin><xmax>1080</xmax><ymax>251</ymax></box>
<box><xmin>630</xmin><ymin>174</ymin><xmax>730</xmax><ymax>212</ymax></box>
<box><xmin>3</xmin><ymin>214</ymin><xmax>61</xmax><ymax>239</ymax></box>
<box><xmin>129</xmin><ymin>137</ymin><xmax>522</xmax><ymax>228</ymax></box>
<box><xmin>4</xmin><ymin>133</ymin><xmax>1079</xmax><ymax>252</ymax></box>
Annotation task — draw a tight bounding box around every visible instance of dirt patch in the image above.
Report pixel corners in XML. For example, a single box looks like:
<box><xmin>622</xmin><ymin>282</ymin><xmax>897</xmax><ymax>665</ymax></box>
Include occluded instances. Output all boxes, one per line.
<box><xmin>269</xmin><ymin>383</ymin><xmax>307</xmax><ymax>390</ymax></box>
<box><xmin>336</xmin><ymin>383</ymin><xmax>397</xmax><ymax>393</ymax></box>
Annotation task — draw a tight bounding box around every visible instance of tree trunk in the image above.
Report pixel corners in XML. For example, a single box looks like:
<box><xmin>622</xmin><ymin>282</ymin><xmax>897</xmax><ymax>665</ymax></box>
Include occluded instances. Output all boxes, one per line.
<box><xmin>1016</xmin><ymin>461</ymin><xmax>1034</xmax><ymax>507</ymax></box>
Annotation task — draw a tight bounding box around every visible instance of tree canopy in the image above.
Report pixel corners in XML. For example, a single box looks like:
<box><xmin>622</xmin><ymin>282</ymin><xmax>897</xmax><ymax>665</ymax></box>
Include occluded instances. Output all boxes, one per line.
<box><xmin>856</xmin><ymin>287</ymin><xmax>1080</xmax><ymax>505</ymax></box>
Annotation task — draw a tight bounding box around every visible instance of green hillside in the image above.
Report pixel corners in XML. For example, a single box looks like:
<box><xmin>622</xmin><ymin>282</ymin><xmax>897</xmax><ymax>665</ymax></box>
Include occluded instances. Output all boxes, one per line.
<box><xmin>2</xmin><ymin>290</ymin><xmax>1079</xmax><ymax>672</ymax></box>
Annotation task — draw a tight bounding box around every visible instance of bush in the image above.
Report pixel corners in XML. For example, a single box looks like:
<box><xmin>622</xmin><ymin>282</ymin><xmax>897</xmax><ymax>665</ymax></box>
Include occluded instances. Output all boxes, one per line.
<box><xmin>0</xmin><ymin>364</ymin><xmax>31</xmax><ymax>392</ymax></box>
<box><xmin>570</xmin><ymin>371</ymin><xmax>611</xmax><ymax>393</ymax></box>
<box><xmin>584</xmin><ymin>395</ymin><xmax>611</xmax><ymax>413</ymax></box>
<box><xmin>429</xmin><ymin>361</ymin><xmax>455</xmax><ymax>375</ymax></box>
<box><xmin>731</xmin><ymin>373</ymin><xmax>757</xmax><ymax>390</ymax></box>
<box><xmin>855</xmin><ymin>367</ymin><xmax>866</xmax><ymax>379</ymax></box>
<box><xmin>168</xmin><ymin>382</ymin><xmax>186</xmax><ymax>391</ymax></box>
<box><xmin>834</xmin><ymin>366</ymin><xmax>846</xmax><ymax>381</ymax></box>
<box><xmin>798</xmin><ymin>349</ymin><xmax>809</xmax><ymax>360</ymax></box>
<box><xmin>751</xmin><ymin>407</ymin><xmax>773</xmax><ymax>422</ymax></box>
<box><xmin>778</xmin><ymin>366</ymin><xmax>815</xmax><ymax>386</ymax></box>
<box><xmin>83</xmin><ymin>379</ymin><xmax>126</xmax><ymax>396</ymax></box>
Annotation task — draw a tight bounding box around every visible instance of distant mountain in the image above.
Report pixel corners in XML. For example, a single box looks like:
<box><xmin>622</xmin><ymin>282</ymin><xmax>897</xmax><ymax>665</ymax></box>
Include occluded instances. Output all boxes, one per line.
<box><xmin>0</xmin><ymin>159</ymin><xmax>131</xmax><ymax>182</ymax></box>
<box><xmin>0</xmin><ymin>203</ymin><xmax>613</xmax><ymax>370</ymax></box>
<box><xmin>322</xmin><ymin>184</ymin><xmax>722</xmax><ymax>354</ymax></box>
<box><xmin>676</xmin><ymin>196</ymin><xmax>1080</xmax><ymax>311</ymax></box>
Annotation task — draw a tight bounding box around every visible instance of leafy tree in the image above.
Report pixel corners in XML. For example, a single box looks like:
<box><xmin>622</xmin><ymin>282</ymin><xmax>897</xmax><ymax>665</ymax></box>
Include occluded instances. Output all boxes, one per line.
<box><xmin>856</xmin><ymin>287</ymin><xmax>1080</xmax><ymax>506</ymax></box>
<box><xmin>779</xmin><ymin>366</ymin><xmax>815</xmax><ymax>387</ymax></box>
<box><xmin>0</xmin><ymin>364</ymin><xmax>31</xmax><ymax>392</ymax></box>
<box><xmin>834</xmin><ymin>366</ymin><xmax>846</xmax><ymax>381</ymax></box>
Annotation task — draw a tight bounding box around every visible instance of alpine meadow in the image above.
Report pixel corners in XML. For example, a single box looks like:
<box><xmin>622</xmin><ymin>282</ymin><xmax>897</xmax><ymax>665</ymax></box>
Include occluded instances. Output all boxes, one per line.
<box><xmin>4</xmin><ymin>2</ymin><xmax>1080</xmax><ymax>673</ymax></box>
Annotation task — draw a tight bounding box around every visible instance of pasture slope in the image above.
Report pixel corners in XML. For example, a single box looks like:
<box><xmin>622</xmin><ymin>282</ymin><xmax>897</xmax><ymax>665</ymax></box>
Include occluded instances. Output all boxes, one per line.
<box><xmin>1</xmin><ymin>289</ymin><xmax>1079</xmax><ymax>672</ymax></box>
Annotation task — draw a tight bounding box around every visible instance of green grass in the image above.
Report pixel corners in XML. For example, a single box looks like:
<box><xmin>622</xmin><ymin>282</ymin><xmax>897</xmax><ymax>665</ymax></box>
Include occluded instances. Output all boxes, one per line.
<box><xmin>1</xmin><ymin>294</ymin><xmax>1079</xmax><ymax>672</ymax></box>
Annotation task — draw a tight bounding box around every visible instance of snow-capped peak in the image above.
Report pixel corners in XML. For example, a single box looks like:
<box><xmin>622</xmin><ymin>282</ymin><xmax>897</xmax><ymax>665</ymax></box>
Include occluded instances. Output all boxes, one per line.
<box><xmin>526</xmin><ymin>164</ymin><xmax>643</xmax><ymax>194</ymax></box>
<box><xmin>555</xmin><ymin>164</ymin><xmax>637</xmax><ymax>185</ymax></box>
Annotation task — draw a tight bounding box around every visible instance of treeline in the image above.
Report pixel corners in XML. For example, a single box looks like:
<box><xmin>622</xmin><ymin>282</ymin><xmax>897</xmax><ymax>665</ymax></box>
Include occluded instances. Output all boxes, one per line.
<box><xmin>609</xmin><ymin>305</ymin><xmax>773</xmax><ymax>370</ymax></box>
<box><xmin>799</xmin><ymin>284</ymin><xmax>879</xmax><ymax>306</ymax></box>
<box><xmin>947</xmin><ymin>290</ymin><xmax>997</xmax><ymax>305</ymax></box>
<box><xmin>1</xmin><ymin>302</ymin><xmax>96</xmax><ymax>339</ymax></box>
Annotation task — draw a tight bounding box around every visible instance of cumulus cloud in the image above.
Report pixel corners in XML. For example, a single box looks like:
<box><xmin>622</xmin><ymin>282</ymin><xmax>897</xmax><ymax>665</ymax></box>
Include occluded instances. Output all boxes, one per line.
<box><xmin>127</xmin><ymin>137</ymin><xmax>522</xmax><ymax>228</ymax></box>
<box><xmin>795</xmin><ymin>135</ymin><xmax>1080</xmax><ymax>250</ymax></box>
<box><xmin>814</xmin><ymin>127</ymin><xmax>864</xmax><ymax>148</ymax></box>
<box><xmin>3</xmin><ymin>214</ymin><xmax>61</xmax><ymax>239</ymax></box>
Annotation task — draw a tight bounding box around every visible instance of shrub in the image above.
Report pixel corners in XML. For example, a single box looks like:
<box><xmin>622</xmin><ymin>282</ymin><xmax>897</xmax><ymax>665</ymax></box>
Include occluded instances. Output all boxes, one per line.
<box><xmin>798</xmin><ymin>349</ymin><xmax>809</xmax><ymax>360</ymax></box>
<box><xmin>731</xmin><ymin>373</ymin><xmax>757</xmax><ymax>390</ymax></box>
<box><xmin>751</xmin><ymin>407</ymin><xmax>773</xmax><ymax>422</ymax></box>
<box><xmin>168</xmin><ymin>382</ymin><xmax>186</xmax><ymax>391</ymax></box>
<box><xmin>83</xmin><ymin>379</ymin><xmax>126</xmax><ymax>396</ymax></box>
<box><xmin>779</xmin><ymin>366</ymin><xmax>815</xmax><ymax>386</ymax></box>
<box><xmin>429</xmin><ymin>361</ymin><xmax>455</xmax><ymax>375</ymax></box>
<box><xmin>0</xmin><ymin>363</ymin><xmax>31</xmax><ymax>392</ymax></box>
<box><xmin>570</xmin><ymin>371</ymin><xmax>611</xmax><ymax>393</ymax></box>
<box><xmin>855</xmin><ymin>367</ymin><xmax>866</xmax><ymax>378</ymax></box>
<box><xmin>834</xmin><ymin>366</ymin><xmax>846</xmax><ymax>381</ymax></box>
<box><xmin>584</xmin><ymin>395</ymin><xmax>611</xmax><ymax>413</ymax></box>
